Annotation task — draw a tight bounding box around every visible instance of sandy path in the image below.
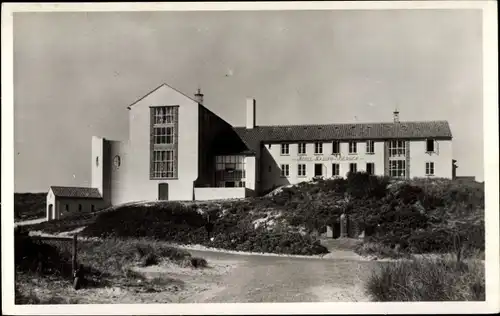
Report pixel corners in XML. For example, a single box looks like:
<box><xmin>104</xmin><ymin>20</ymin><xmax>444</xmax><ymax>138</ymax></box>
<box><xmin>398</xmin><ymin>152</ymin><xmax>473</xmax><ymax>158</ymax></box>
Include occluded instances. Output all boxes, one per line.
<box><xmin>183</xmin><ymin>249</ymin><xmax>375</xmax><ymax>303</ymax></box>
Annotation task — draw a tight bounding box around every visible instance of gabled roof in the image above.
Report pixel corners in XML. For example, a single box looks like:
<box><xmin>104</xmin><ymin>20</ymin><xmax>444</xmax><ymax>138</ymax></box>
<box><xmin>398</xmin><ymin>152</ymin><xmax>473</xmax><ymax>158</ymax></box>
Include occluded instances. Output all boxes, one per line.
<box><xmin>234</xmin><ymin>121</ymin><xmax>452</xmax><ymax>153</ymax></box>
<box><xmin>127</xmin><ymin>83</ymin><xmax>201</xmax><ymax>110</ymax></box>
<box><xmin>50</xmin><ymin>186</ymin><xmax>102</xmax><ymax>199</ymax></box>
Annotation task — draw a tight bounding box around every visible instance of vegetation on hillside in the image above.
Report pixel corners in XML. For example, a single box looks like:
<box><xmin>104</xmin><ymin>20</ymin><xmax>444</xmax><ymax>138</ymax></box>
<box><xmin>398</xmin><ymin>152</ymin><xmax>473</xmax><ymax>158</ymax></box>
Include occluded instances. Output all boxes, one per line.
<box><xmin>14</xmin><ymin>228</ymin><xmax>203</xmax><ymax>304</ymax></box>
<box><xmin>15</xmin><ymin>192</ymin><xmax>46</xmax><ymax>221</ymax></box>
<box><xmin>25</xmin><ymin>173</ymin><xmax>484</xmax><ymax>259</ymax></box>
<box><xmin>366</xmin><ymin>255</ymin><xmax>485</xmax><ymax>301</ymax></box>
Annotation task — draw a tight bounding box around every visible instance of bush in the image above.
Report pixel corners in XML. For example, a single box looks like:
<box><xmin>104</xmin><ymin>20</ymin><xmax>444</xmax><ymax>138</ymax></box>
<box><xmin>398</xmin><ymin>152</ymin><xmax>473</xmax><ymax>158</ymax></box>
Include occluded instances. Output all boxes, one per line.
<box><xmin>15</xmin><ymin>229</ymin><xmax>73</xmax><ymax>278</ymax></box>
<box><xmin>15</xmin><ymin>193</ymin><xmax>46</xmax><ymax>221</ymax></box>
<box><xmin>366</xmin><ymin>257</ymin><xmax>485</xmax><ymax>301</ymax></box>
<box><xmin>346</xmin><ymin>172</ymin><xmax>389</xmax><ymax>199</ymax></box>
<box><xmin>183</xmin><ymin>257</ymin><xmax>208</xmax><ymax>268</ymax></box>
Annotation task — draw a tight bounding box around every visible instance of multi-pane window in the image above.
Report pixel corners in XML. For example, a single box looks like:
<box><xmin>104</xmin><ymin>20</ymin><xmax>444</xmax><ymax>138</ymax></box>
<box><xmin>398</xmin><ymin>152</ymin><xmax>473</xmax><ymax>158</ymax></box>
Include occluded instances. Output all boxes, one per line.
<box><xmin>349</xmin><ymin>141</ymin><xmax>357</xmax><ymax>154</ymax></box>
<box><xmin>281</xmin><ymin>164</ymin><xmax>290</xmax><ymax>177</ymax></box>
<box><xmin>298</xmin><ymin>143</ymin><xmax>306</xmax><ymax>155</ymax></box>
<box><xmin>366</xmin><ymin>162</ymin><xmax>375</xmax><ymax>175</ymax></box>
<box><xmin>153</xmin><ymin>150</ymin><xmax>175</xmax><ymax>178</ymax></box>
<box><xmin>349</xmin><ymin>163</ymin><xmax>357</xmax><ymax>173</ymax></box>
<box><xmin>314</xmin><ymin>142</ymin><xmax>323</xmax><ymax>154</ymax></box>
<box><xmin>298</xmin><ymin>164</ymin><xmax>307</xmax><ymax>176</ymax></box>
<box><xmin>153</xmin><ymin>126</ymin><xmax>174</xmax><ymax>145</ymax></box>
<box><xmin>332</xmin><ymin>163</ymin><xmax>340</xmax><ymax>176</ymax></box>
<box><xmin>153</xmin><ymin>106</ymin><xmax>177</xmax><ymax>124</ymax></box>
<box><xmin>426</xmin><ymin>162</ymin><xmax>435</xmax><ymax>176</ymax></box>
<box><xmin>151</xmin><ymin>106</ymin><xmax>178</xmax><ymax>179</ymax></box>
<box><xmin>332</xmin><ymin>141</ymin><xmax>340</xmax><ymax>155</ymax></box>
<box><xmin>366</xmin><ymin>140</ymin><xmax>375</xmax><ymax>154</ymax></box>
<box><xmin>389</xmin><ymin>160</ymin><xmax>406</xmax><ymax>178</ymax></box>
<box><xmin>215</xmin><ymin>156</ymin><xmax>246</xmax><ymax>186</ymax></box>
<box><xmin>281</xmin><ymin>144</ymin><xmax>290</xmax><ymax>155</ymax></box>
<box><xmin>426</xmin><ymin>139</ymin><xmax>435</xmax><ymax>152</ymax></box>
<box><xmin>389</xmin><ymin>140</ymin><xmax>406</xmax><ymax>157</ymax></box>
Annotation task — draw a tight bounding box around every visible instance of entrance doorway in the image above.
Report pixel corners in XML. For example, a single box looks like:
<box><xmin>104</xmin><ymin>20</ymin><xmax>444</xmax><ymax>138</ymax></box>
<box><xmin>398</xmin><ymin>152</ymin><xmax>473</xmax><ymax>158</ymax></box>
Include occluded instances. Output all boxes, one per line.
<box><xmin>48</xmin><ymin>204</ymin><xmax>53</xmax><ymax>220</ymax></box>
<box><xmin>158</xmin><ymin>183</ymin><xmax>169</xmax><ymax>200</ymax></box>
<box><xmin>314</xmin><ymin>164</ymin><xmax>323</xmax><ymax>177</ymax></box>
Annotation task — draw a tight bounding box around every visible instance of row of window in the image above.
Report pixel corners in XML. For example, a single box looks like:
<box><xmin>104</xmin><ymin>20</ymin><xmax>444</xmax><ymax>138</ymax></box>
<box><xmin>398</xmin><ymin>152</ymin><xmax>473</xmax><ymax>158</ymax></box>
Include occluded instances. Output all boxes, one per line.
<box><xmin>279</xmin><ymin>161</ymin><xmax>436</xmax><ymax>177</ymax></box>
<box><xmin>280</xmin><ymin>162</ymin><xmax>370</xmax><ymax>177</ymax></box>
<box><xmin>280</xmin><ymin>141</ymin><xmax>374</xmax><ymax>155</ymax></box>
<box><xmin>279</xmin><ymin>139</ymin><xmax>437</xmax><ymax>156</ymax></box>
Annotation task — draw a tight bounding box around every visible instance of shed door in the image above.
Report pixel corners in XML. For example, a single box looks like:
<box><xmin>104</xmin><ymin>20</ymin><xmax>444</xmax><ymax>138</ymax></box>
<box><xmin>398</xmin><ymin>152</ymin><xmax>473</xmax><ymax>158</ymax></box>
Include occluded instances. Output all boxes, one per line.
<box><xmin>158</xmin><ymin>183</ymin><xmax>169</xmax><ymax>200</ymax></box>
<box><xmin>48</xmin><ymin>204</ymin><xmax>53</xmax><ymax>220</ymax></box>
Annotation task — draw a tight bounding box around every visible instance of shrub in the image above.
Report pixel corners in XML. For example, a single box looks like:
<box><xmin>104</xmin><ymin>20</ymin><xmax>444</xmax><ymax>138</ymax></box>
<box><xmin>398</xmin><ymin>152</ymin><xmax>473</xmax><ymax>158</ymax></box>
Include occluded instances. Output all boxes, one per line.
<box><xmin>355</xmin><ymin>242</ymin><xmax>408</xmax><ymax>259</ymax></box>
<box><xmin>183</xmin><ymin>257</ymin><xmax>208</xmax><ymax>268</ymax></box>
<box><xmin>15</xmin><ymin>193</ymin><xmax>47</xmax><ymax>221</ymax></box>
<box><xmin>141</xmin><ymin>253</ymin><xmax>159</xmax><ymax>267</ymax></box>
<box><xmin>366</xmin><ymin>257</ymin><xmax>485</xmax><ymax>301</ymax></box>
<box><xmin>15</xmin><ymin>229</ymin><xmax>73</xmax><ymax>278</ymax></box>
<box><xmin>346</xmin><ymin>172</ymin><xmax>389</xmax><ymax>199</ymax></box>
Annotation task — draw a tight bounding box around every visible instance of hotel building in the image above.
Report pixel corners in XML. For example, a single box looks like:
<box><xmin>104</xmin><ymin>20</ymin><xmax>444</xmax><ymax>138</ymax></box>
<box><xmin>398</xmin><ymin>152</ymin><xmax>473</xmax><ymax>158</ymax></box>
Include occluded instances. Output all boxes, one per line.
<box><xmin>46</xmin><ymin>83</ymin><xmax>453</xmax><ymax>219</ymax></box>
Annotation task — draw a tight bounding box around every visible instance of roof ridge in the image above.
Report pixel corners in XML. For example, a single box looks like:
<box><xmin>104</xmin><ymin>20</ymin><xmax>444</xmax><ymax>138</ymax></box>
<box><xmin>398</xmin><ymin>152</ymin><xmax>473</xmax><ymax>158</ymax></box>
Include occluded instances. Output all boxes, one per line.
<box><xmin>127</xmin><ymin>83</ymin><xmax>204</xmax><ymax>109</ymax></box>
<box><xmin>233</xmin><ymin>120</ymin><xmax>450</xmax><ymax>129</ymax></box>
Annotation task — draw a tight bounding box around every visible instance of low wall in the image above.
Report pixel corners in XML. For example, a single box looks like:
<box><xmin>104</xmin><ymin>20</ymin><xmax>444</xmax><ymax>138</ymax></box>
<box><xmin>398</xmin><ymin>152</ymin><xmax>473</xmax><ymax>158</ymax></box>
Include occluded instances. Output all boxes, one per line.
<box><xmin>194</xmin><ymin>187</ymin><xmax>248</xmax><ymax>201</ymax></box>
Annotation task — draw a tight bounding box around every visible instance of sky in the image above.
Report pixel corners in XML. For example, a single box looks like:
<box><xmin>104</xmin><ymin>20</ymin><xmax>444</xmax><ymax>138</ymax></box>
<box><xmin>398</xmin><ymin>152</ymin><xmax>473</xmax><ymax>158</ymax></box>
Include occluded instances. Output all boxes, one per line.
<box><xmin>13</xmin><ymin>9</ymin><xmax>484</xmax><ymax>192</ymax></box>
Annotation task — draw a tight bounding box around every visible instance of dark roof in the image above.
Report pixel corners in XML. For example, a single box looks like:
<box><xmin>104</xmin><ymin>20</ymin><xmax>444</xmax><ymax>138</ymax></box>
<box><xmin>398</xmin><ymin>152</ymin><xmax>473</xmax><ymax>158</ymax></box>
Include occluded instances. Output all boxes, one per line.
<box><xmin>234</xmin><ymin>121</ymin><xmax>452</xmax><ymax>153</ymax></box>
<box><xmin>50</xmin><ymin>186</ymin><xmax>102</xmax><ymax>199</ymax></box>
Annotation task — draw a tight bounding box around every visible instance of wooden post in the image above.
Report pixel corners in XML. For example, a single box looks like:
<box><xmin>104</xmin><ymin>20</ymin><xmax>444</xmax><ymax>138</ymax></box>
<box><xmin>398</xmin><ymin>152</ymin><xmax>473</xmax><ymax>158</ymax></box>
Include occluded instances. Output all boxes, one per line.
<box><xmin>340</xmin><ymin>213</ymin><xmax>348</xmax><ymax>238</ymax></box>
<box><xmin>72</xmin><ymin>235</ymin><xmax>77</xmax><ymax>274</ymax></box>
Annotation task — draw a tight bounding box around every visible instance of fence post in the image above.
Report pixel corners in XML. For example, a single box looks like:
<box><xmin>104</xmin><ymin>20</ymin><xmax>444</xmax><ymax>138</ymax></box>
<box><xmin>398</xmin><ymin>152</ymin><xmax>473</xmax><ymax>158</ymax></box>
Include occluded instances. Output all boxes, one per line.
<box><xmin>72</xmin><ymin>235</ymin><xmax>77</xmax><ymax>274</ymax></box>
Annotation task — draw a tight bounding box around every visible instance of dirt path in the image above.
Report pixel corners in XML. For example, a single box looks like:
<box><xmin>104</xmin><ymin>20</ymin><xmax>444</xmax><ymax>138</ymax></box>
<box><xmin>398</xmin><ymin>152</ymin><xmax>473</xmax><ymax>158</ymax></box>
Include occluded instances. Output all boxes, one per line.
<box><xmin>183</xmin><ymin>249</ymin><xmax>375</xmax><ymax>303</ymax></box>
<box><xmin>23</xmin><ymin>229</ymin><xmax>377</xmax><ymax>303</ymax></box>
<box><xmin>14</xmin><ymin>217</ymin><xmax>46</xmax><ymax>227</ymax></box>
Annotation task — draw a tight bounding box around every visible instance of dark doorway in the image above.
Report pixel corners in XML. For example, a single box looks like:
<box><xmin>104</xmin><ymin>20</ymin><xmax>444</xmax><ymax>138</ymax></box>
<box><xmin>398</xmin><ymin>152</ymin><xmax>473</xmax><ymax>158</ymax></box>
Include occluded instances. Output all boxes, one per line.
<box><xmin>314</xmin><ymin>164</ymin><xmax>323</xmax><ymax>177</ymax></box>
<box><xmin>225</xmin><ymin>181</ymin><xmax>235</xmax><ymax>188</ymax></box>
<box><xmin>366</xmin><ymin>163</ymin><xmax>375</xmax><ymax>175</ymax></box>
<box><xmin>48</xmin><ymin>204</ymin><xmax>53</xmax><ymax>220</ymax></box>
<box><xmin>158</xmin><ymin>183</ymin><xmax>169</xmax><ymax>200</ymax></box>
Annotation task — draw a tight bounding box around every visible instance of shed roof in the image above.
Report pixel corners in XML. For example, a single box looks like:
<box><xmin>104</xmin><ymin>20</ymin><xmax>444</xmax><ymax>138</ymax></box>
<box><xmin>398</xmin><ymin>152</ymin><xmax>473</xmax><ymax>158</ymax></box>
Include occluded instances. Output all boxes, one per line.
<box><xmin>50</xmin><ymin>186</ymin><xmax>102</xmax><ymax>199</ymax></box>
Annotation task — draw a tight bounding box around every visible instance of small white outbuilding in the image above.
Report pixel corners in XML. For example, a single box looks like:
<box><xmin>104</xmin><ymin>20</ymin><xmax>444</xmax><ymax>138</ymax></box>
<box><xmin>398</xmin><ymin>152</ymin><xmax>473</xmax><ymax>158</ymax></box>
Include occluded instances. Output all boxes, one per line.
<box><xmin>46</xmin><ymin>186</ymin><xmax>106</xmax><ymax>221</ymax></box>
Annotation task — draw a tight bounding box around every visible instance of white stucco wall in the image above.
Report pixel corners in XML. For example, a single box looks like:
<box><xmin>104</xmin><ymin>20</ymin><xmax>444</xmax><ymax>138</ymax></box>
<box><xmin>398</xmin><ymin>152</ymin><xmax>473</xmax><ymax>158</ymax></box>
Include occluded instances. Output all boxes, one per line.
<box><xmin>409</xmin><ymin>139</ymin><xmax>453</xmax><ymax>178</ymax></box>
<box><xmin>260</xmin><ymin>141</ymin><xmax>386</xmax><ymax>191</ymax></box>
<box><xmin>108</xmin><ymin>140</ymin><xmax>130</xmax><ymax>205</ymax></box>
<box><xmin>91</xmin><ymin>136</ymin><xmax>104</xmax><ymax>197</ymax></box>
<box><xmin>244</xmin><ymin>156</ymin><xmax>256</xmax><ymax>191</ymax></box>
<box><xmin>46</xmin><ymin>189</ymin><xmax>56</xmax><ymax>221</ymax></box>
<box><xmin>126</xmin><ymin>84</ymin><xmax>199</xmax><ymax>202</ymax></box>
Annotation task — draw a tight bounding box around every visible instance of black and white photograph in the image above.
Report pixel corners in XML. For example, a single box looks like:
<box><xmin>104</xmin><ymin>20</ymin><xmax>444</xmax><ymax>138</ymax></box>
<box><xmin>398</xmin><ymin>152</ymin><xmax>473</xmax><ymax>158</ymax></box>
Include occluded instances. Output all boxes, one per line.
<box><xmin>2</xmin><ymin>1</ymin><xmax>498</xmax><ymax>315</ymax></box>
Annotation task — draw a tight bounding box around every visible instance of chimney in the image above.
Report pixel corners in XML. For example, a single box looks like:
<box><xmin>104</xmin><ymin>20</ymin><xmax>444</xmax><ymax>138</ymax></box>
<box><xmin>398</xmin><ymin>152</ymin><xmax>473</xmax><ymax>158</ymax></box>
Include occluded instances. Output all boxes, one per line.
<box><xmin>393</xmin><ymin>109</ymin><xmax>400</xmax><ymax>123</ymax></box>
<box><xmin>194</xmin><ymin>88</ymin><xmax>204</xmax><ymax>104</ymax></box>
<box><xmin>246</xmin><ymin>98</ymin><xmax>256</xmax><ymax>129</ymax></box>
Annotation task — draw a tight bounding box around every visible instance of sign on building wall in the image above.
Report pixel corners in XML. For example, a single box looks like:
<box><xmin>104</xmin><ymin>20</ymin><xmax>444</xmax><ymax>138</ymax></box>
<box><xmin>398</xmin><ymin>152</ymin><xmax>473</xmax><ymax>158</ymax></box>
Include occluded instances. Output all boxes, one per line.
<box><xmin>293</xmin><ymin>156</ymin><xmax>360</xmax><ymax>162</ymax></box>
